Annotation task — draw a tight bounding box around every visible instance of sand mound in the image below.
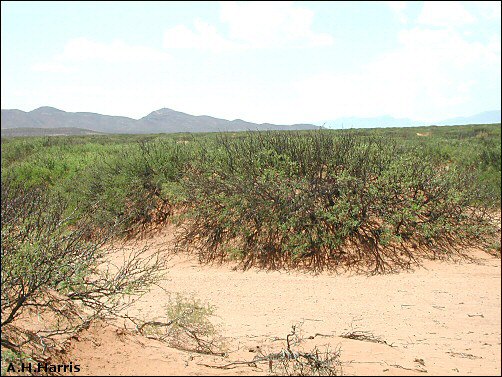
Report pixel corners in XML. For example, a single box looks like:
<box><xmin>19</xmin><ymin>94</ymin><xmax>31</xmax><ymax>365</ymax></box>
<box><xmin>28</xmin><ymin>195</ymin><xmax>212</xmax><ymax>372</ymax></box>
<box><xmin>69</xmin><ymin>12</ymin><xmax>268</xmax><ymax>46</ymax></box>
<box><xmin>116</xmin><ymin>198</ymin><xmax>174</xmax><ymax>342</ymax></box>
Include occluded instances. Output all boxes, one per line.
<box><xmin>6</xmin><ymin>226</ymin><xmax>500</xmax><ymax>376</ymax></box>
<box><xmin>54</xmin><ymin>225</ymin><xmax>500</xmax><ymax>376</ymax></box>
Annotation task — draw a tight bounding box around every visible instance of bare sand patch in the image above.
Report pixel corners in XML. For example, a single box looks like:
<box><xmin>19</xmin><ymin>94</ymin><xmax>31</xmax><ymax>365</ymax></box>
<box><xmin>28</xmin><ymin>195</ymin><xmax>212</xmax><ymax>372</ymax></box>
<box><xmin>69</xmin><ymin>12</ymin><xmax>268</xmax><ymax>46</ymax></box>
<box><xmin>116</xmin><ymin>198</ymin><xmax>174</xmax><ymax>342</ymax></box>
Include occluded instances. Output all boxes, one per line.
<box><xmin>56</xmin><ymin>227</ymin><xmax>501</xmax><ymax>376</ymax></box>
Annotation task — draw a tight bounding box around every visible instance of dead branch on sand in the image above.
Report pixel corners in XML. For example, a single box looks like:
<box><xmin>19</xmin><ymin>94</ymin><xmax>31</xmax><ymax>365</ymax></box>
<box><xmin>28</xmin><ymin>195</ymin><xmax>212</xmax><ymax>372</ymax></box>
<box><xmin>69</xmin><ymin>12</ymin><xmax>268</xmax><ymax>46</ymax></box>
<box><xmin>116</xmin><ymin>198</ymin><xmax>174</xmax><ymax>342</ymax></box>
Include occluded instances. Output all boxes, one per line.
<box><xmin>340</xmin><ymin>330</ymin><xmax>395</xmax><ymax>347</ymax></box>
<box><xmin>199</xmin><ymin>324</ymin><xmax>342</xmax><ymax>376</ymax></box>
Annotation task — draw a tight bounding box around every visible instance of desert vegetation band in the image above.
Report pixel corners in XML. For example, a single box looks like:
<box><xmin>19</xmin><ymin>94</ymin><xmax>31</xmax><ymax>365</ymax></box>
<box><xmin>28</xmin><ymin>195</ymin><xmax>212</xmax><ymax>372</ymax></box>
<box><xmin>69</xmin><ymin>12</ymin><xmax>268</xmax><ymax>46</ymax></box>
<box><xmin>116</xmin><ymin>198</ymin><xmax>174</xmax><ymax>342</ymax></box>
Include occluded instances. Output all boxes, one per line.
<box><xmin>1</xmin><ymin>123</ymin><xmax>500</xmax><ymax>374</ymax></box>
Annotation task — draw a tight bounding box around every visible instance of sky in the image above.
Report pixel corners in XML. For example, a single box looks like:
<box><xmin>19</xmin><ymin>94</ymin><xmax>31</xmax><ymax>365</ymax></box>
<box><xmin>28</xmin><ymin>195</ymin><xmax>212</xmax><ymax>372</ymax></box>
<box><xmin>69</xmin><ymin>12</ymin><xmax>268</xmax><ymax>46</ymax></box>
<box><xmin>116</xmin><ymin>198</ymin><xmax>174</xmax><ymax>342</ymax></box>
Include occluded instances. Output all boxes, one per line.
<box><xmin>1</xmin><ymin>1</ymin><xmax>501</xmax><ymax>124</ymax></box>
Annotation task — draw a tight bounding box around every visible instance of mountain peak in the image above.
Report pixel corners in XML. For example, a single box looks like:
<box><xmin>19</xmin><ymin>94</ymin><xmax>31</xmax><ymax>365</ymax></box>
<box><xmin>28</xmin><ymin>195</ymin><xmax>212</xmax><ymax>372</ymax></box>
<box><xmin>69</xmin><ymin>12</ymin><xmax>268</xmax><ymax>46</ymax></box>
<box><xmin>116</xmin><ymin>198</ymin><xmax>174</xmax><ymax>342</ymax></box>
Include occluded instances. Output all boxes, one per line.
<box><xmin>31</xmin><ymin>106</ymin><xmax>64</xmax><ymax>114</ymax></box>
<box><xmin>0</xmin><ymin>106</ymin><xmax>335</xmax><ymax>134</ymax></box>
<box><xmin>145</xmin><ymin>108</ymin><xmax>177</xmax><ymax>117</ymax></box>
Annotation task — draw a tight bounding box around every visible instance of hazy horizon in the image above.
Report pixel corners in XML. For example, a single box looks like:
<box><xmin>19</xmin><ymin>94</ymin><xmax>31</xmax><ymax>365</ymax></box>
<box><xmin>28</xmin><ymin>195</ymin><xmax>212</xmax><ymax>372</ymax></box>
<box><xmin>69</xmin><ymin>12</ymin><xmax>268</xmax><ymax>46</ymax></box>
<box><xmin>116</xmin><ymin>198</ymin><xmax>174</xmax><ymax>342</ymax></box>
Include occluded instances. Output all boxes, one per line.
<box><xmin>2</xmin><ymin>105</ymin><xmax>500</xmax><ymax>133</ymax></box>
<box><xmin>1</xmin><ymin>1</ymin><xmax>500</xmax><ymax>125</ymax></box>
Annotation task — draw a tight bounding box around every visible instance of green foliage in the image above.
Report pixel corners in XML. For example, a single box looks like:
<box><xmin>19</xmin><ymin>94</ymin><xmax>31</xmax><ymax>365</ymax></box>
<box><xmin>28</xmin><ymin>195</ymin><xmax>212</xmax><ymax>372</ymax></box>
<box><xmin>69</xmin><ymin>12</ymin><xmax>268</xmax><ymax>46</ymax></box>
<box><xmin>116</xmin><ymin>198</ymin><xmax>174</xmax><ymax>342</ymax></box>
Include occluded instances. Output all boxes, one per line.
<box><xmin>1</xmin><ymin>178</ymin><xmax>167</xmax><ymax>358</ymax></box>
<box><xmin>1</xmin><ymin>124</ymin><xmax>500</xmax><ymax>271</ymax></box>
<box><xmin>165</xmin><ymin>293</ymin><xmax>216</xmax><ymax>338</ymax></box>
<box><xmin>1</xmin><ymin>348</ymin><xmax>35</xmax><ymax>375</ymax></box>
<box><xmin>139</xmin><ymin>293</ymin><xmax>220</xmax><ymax>354</ymax></box>
<box><xmin>1</xmin><ymin>182</ymin><xmax>106</xmax><ymax>329</ymax></box>
<box><xmin>179</xmin><ymin>130</ymin><xmax>498</xmax><ymax>272</ymax></box>
<box><xmin>78</xmin><ymin>138</ymin><xmax>193</xmax><ymax>235</ymax></box>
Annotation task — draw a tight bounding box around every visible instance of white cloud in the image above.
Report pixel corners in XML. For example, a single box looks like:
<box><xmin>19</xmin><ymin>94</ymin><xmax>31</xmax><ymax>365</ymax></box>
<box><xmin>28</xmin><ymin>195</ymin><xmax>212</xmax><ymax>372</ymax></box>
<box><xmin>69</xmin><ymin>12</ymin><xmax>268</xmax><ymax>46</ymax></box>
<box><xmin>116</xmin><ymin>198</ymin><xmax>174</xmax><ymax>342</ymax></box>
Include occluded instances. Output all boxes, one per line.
<box><xmin>31</xmin><ymin>62</ymin><xmax>76</xmax><ymax>74</ymax></box>
<box><xmin>292</xmin><ymin>27</ymin><xmax>500</xmax><ymax>121</ymax></box>
<box><xmin>220</xmin><ymin>1</ymin><xmax>333</xmax><ymax>48</ymax></box>
<box><xmin>383</xmin><ymin>1</ymin><xmax>408</xmax><ymax>23</ymax></box>
<box><xmin>56</xmin><ymin>38</ymin><xmax>170</xmax><ymax>63</ymax></box>
<box><xmin>32</xmin><ymin>38</ymin><xmax>170</xmax><ymax>73</ymax></box>
<box><xmin>418</xmin><ymin>1</ymin><xmax>476</xmax><ymax>27</ymax></box>
<box><xmin>164</xmin><ymin>19</ymin><xmax>240</xmax><ymax>50</ymax></box>
<box><xmin>163</xmin><ymin>1</ymin><xmax>333</xmax><ymax>51</ymax></box>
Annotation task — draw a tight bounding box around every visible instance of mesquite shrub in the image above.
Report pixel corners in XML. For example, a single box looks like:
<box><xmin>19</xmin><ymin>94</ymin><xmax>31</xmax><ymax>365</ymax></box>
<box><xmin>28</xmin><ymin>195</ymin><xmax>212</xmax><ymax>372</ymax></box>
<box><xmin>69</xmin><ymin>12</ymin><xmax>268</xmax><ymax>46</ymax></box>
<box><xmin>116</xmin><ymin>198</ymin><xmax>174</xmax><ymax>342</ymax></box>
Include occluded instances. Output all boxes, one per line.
<box><xmin>1</xmin><ymin>179</ymin><xmax>166</xmax><ymax>353</ymax></box>
<box><xmin>178</xmin><ymin>131</ymin><xmax>496</xmax><ymax>273</ymax></box>
<box><xmin>80</xmin><ymin>138</ymin><xmax>192</xmax><ymax>236</ymax></box>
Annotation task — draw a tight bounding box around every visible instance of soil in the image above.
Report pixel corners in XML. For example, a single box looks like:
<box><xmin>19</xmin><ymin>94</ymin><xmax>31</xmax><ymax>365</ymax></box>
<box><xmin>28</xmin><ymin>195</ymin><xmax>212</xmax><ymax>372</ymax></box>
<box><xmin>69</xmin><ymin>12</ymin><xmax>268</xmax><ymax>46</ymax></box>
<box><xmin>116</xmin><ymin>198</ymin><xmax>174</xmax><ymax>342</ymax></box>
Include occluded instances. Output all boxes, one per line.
<box><xmin>56</xmin><ymin>226</ymin><xmax>501</xmax><ymax>376</ymax></box>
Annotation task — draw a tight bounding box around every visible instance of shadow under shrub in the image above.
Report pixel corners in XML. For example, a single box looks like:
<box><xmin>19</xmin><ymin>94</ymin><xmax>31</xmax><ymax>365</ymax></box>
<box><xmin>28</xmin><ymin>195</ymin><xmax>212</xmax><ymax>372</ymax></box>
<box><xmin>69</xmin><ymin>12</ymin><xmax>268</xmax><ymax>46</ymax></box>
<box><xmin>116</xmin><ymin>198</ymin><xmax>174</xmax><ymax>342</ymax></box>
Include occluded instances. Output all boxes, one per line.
<box><xmin>177</xmin><ymin>131</ymin><xmax>497</xmax><ymax>273</ymax></box>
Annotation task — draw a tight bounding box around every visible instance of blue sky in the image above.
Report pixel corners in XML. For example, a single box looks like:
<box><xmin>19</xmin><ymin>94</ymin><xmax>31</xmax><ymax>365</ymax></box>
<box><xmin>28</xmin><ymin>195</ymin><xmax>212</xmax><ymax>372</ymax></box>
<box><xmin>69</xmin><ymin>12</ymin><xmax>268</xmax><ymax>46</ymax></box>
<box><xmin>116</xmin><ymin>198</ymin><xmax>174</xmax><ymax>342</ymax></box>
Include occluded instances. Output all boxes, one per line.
<box><xmin>1</xmin><ymin>1</ymin><xmax>500</xmax><ymax>124</ymax></box>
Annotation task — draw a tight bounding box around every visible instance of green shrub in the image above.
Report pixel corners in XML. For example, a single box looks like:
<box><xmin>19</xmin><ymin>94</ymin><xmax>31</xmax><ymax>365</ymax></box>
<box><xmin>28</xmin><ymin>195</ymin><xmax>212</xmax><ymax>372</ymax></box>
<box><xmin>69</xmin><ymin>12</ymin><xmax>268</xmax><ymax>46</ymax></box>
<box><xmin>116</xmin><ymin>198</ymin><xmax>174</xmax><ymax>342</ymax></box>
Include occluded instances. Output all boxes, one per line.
<box><xmin>1</xmin><ymin>179</ymin><xmax>166</xmax><ymax>355</ymax></box>
<box><xmin>136</xmin><ymin>293</ymin><xmax>221</xmax><ymax>355</ymax></box>
<box><xmin>1</xmin><ymin>126</ymin><xmax>499</xmax><ymax>271</ymax></box>
<box><xmin>79</xmin><ymin>138</ymin><xmax>193</xmax><ymax>236</ymax></box>
<box><xmin>178</xmin><ymin>131</ymin><xmax>497</xmax><ymax>273</ymax></box>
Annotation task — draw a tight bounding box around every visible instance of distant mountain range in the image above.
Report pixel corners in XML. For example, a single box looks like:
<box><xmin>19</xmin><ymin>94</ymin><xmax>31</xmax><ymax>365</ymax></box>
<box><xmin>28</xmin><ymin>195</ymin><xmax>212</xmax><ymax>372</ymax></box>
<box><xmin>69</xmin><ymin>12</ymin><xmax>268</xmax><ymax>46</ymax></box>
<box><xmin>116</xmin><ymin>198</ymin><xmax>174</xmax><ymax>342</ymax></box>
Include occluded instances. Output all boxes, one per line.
<box><xmin>0</xmin><ymin>107</ymin><xmax>320</xmax><ymax>136</ymax></box>
<box><xmin>317</xmin><ymin>110</ymin><xmax>501</xmax><ymax>129</ymax></box>
<box><xmin>2</xmin><ymin>107</ymin><xmax>500</xmax><ymax>137</ymax></box>
<box><xmin>436</xmin><ymin>110</ymin><xmax>501</xmax><ymax>126</ymax></box>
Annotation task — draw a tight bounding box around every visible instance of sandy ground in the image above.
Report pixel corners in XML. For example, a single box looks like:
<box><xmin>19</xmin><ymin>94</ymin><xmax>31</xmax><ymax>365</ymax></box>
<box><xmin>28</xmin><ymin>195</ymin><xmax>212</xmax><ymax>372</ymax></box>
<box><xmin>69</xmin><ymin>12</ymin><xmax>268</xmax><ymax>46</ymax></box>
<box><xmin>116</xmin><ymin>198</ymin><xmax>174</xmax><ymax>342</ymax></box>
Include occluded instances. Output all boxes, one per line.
<box><xmin>54</xmin><ymin>226</ymin><xmax>501</xmax><ymax>376</ymax></box>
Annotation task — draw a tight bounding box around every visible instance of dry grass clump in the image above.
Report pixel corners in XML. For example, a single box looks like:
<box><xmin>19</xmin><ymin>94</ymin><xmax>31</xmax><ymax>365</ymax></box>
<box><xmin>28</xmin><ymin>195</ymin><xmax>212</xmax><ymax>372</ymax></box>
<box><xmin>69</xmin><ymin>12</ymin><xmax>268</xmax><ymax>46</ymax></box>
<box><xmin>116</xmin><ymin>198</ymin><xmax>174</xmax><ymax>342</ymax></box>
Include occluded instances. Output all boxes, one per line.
<box><xmin>131</xmin><ymin>293</ymin><xmax>224</xmax><ymax>355</ymax></box>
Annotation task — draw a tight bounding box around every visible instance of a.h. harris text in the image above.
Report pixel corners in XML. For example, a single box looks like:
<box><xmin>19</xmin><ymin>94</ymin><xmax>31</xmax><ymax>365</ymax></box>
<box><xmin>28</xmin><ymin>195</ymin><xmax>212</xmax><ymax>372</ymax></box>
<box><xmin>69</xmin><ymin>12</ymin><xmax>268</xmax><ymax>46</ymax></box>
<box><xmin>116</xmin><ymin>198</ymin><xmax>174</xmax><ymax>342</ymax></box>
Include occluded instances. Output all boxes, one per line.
<box><xmin>6</xmin><ymin>361</ymin><xmax>81</xmax><ymax>373</ymax></box>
